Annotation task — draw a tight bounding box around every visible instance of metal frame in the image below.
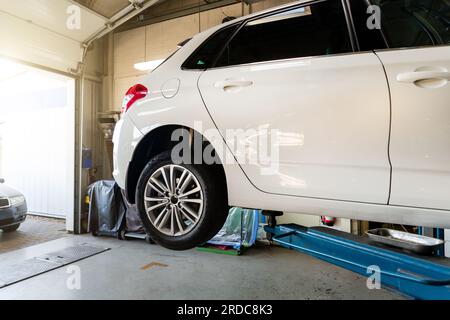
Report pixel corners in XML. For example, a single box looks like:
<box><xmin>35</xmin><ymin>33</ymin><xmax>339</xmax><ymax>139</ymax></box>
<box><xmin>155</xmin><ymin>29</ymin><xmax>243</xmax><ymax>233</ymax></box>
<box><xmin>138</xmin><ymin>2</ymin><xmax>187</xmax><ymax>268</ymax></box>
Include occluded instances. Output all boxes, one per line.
<box><xmin>116</xmin><ymin>0</ymin><xmax>241</xmax><ymax>33</ymax></box>
<box><xmin>266</xmin><ymin>223</ymin><xmax>450</xmax><ymax>300</ymax></box>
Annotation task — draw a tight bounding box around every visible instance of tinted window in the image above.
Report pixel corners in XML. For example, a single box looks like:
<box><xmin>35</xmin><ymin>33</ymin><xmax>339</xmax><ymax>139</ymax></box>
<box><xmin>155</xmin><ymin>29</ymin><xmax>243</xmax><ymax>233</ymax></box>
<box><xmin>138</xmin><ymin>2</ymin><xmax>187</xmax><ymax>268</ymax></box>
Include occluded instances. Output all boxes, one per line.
<box><xmin>349</xmin><ymin>0</ymin><xmax>387</xmax><ymax>51</ymax></box>
<box><xmin>182</xmin><ymin>25</ymin><xmax>239</xmax><ymax>70</ymax></box>
<box><xmin>216</xmin><ymin>0</ymin><xmax>353</xmax><ymax>67</ymax></box>
<box><xmin>372</xmin><ymin>0</ymin><xmax>450</xmax><ymax>48</ymax></box>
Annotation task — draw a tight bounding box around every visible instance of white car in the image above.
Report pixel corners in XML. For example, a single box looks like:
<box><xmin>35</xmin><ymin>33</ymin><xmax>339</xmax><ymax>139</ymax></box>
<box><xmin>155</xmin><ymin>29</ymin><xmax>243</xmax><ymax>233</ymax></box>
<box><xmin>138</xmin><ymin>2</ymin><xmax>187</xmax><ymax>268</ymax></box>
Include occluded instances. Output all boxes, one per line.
<box><xmin>113</xmin><ymin>0</ymin><xmax>450</xmax><ymax>250</ymax></box>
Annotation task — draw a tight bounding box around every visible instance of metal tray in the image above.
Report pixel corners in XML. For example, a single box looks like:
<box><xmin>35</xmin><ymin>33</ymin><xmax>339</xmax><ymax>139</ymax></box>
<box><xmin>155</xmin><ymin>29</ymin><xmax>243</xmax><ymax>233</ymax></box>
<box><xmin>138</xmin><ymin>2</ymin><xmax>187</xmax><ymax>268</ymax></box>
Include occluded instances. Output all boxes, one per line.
<box><xmin>366</xmin><ymin>228</ymin><xmax>444</xmax><ymax>255</ymax></box>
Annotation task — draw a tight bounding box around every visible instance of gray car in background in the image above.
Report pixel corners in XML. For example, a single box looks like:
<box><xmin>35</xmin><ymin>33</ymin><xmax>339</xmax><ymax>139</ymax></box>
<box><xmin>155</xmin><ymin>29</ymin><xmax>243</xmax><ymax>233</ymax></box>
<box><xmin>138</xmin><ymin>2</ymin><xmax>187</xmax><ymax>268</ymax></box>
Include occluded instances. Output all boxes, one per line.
<box><xmin>0</xmin><ymin>179</ymin><xmax>27</xmax><ymax>232</ymax></box>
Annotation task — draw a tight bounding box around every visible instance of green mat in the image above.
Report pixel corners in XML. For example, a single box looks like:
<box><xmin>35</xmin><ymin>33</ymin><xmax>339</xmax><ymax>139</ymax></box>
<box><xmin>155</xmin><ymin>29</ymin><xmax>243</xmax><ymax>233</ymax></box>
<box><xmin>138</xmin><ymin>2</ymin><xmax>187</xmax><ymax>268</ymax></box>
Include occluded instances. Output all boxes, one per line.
<box><xmin>196</xmin><ymin>244</ymin><xmax>243</xmax><ymax>256</ymax></box>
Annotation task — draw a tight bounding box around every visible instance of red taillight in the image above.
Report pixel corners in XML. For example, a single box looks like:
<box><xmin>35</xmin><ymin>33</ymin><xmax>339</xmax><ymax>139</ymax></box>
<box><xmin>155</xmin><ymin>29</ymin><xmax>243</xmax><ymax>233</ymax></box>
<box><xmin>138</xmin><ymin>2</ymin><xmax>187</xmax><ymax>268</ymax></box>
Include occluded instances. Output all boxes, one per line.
<box><xmin>121</xmin><ymin>84</ymin><xmax>148</xmax><ymax>114</ymax></box>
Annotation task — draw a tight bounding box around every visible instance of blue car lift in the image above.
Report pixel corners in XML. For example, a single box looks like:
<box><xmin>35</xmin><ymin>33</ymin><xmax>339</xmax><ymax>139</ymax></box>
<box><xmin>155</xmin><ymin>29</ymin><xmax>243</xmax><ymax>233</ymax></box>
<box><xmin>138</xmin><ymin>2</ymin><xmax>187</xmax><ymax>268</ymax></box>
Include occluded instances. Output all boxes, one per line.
<box><xmin>264</xmin><ymin>215</ymin><xmax>450</xmax><ymax>300</ymax></box>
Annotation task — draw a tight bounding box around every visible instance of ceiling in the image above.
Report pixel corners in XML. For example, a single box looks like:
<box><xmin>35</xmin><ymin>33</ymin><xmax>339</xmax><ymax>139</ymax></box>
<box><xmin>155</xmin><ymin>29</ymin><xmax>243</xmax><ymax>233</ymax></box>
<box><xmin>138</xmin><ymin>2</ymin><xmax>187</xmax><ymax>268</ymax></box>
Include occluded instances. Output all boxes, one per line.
<box><xmin>119</xmin><ymin>0</ymin><xmax>238</xmax><ymax>32</ymax></box>
<box><xmin>74</xmin><ymin>0</ymin><xmax>133</xmax><ymax>19</ymax></box>
<box><xmin>0</xmin><ymin>0</ymin><xmax>107</xmax><ymax>42</ymax></box>
<box><xmin>0</xmin><ymin>0</ymin><xmax>156</xmax><ymax>73</ymax></box>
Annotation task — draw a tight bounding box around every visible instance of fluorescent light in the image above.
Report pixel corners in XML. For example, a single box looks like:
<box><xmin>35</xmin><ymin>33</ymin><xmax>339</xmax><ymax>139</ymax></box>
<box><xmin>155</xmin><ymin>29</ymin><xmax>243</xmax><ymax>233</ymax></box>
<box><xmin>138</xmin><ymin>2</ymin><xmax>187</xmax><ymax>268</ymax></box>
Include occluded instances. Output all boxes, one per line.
<box><xmin>134</xmin><ymin>59</ymin><xmax>165</xmax><ymax>71</ymax></box>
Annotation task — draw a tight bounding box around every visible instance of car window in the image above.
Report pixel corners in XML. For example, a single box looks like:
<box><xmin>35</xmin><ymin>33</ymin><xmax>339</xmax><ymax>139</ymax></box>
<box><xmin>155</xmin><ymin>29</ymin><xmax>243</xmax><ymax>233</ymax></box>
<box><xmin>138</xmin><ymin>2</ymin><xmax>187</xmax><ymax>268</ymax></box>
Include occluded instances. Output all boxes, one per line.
<box><xmin>371</xmin><ymin>0</ymin><xmax>450</xmax><ymax>48</ymax></box>
<box><xmin>349</xmin><ymin>0</ymin><xmax>388</xmax><ymax>51</ymax></box>
<box><xmin>182</xmin><ymin>25</ymin><xmax>239</xmax><ymax>70</ymax></box>
<box><xmin>215</xmin><ymin>0</ymin><xmax>353</xmax><ymax>67</ymax></box>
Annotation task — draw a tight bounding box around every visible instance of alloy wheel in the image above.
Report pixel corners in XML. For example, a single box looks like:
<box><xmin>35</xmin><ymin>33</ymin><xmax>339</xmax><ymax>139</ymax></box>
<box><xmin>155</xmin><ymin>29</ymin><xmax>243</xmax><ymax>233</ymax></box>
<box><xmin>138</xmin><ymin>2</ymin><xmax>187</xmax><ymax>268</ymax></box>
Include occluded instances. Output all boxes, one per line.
<box><xmin>144</xmin><ymin>165</ymin><xmax>204</xmax><ymax>236</ymax></box>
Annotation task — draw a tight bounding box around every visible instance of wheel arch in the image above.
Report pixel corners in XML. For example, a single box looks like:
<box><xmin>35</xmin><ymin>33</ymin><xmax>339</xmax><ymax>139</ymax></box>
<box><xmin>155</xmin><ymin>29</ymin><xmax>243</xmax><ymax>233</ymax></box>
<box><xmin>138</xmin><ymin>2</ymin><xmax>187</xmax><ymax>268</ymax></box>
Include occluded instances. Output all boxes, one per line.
<box><xmin>125</xmin><ymin>124</ymin><xmax>228</xmax><ymax>204</ymax></box>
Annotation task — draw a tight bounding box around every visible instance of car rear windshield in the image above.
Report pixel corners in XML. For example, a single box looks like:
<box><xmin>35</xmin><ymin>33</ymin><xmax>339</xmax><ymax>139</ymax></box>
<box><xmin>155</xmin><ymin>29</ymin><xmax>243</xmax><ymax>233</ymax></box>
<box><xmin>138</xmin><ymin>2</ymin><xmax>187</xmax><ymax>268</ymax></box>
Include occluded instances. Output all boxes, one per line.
<box><xmin>182</xmin><ymin>25</ymin><xmax>240</xmax><ymax>70</ymax></box>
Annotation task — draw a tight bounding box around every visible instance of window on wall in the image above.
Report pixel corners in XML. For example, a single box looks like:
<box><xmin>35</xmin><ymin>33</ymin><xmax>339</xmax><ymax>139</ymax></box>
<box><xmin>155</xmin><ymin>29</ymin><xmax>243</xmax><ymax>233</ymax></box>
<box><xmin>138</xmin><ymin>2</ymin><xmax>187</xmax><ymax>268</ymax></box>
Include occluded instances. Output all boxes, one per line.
<box><xmin>372</xmin><ymin>0</ymin><xmax>450</xmax><ymax>48</ymax></box>
<box><xmin>216</xmin><ymin>0</ymin><xmax>353</xmax><ymax>67</ymax></box>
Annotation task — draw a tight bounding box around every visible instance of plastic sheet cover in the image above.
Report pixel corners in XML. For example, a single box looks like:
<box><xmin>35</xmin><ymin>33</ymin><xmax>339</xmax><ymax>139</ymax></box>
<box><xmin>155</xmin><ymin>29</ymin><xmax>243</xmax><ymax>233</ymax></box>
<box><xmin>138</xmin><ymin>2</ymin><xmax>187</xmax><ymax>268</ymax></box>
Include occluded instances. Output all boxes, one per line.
<box><xmin>208</xmin><ymin>208</ymin><xmax>260</xmax><ymax>249</ymax></box>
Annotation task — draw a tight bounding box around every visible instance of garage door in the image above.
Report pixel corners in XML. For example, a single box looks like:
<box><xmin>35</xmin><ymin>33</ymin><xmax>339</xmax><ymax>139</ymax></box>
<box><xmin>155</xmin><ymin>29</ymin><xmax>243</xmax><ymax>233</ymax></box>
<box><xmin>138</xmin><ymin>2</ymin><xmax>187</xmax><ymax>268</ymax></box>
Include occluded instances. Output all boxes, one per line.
<box><xmin>0</xmin><ymin>60</ymin><xmax>75</xmax><ymax>218</ymax></box>
<box><xmin>0</xmin><ymin>0</ymin><xmax>159</xmax><ymax>73</ymax></box>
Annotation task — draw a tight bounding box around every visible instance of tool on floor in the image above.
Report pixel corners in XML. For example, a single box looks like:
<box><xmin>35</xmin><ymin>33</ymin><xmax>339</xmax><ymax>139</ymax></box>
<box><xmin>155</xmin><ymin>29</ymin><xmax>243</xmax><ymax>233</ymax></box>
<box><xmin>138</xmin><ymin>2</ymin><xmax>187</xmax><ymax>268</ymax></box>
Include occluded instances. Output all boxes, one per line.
<box><xmin>118</xmin><ymin>230</ymin><xmax>155</xmax><ymax>244</ymax></box>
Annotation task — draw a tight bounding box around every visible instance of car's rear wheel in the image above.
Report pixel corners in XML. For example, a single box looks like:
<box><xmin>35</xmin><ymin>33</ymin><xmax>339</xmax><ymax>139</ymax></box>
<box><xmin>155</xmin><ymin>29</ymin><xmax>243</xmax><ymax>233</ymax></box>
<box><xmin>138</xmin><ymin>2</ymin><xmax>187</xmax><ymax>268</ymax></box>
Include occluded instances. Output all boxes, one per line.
<box><xmin>136</xmin><ymin>151</ymin><xmax>228</xmax><ymax>250</ymax></box>
<box><xmin>1</xmin><ymin>224</ymin><xmax>20</xmax><ymax>232</ymax></box>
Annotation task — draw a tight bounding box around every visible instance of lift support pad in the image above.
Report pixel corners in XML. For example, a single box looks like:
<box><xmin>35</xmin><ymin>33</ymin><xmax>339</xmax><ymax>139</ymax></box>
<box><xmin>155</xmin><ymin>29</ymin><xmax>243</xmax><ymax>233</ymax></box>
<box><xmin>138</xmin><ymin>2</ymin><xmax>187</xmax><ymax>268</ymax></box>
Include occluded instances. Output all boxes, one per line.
<box><xmin>265</xmin><ymin>224</ymin><xmax>450</xmax><ymax>300</ymax></box>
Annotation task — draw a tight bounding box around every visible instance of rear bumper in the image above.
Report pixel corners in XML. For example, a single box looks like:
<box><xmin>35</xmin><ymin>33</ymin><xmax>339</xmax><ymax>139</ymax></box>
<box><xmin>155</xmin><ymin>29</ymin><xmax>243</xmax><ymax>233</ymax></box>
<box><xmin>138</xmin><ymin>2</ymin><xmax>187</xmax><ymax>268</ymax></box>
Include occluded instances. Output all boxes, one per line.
<box><xmin>112</xmin><ymin>117</ymin><xmax>144</xmax><ymax>189</ymax></box>
<box><xmin>0</xmin><ymin>203</ymin><xmax>27</xmax><ymax>228</ymax></box>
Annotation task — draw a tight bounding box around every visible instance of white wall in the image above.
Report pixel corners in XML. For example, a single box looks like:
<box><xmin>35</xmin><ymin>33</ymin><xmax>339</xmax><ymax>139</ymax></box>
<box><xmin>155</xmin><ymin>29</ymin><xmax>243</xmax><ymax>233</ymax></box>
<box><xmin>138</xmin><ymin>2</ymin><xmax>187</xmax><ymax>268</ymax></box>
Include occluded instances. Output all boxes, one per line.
<box><xmin>278</xmin><ymin>213</ymin><xmax>352</xmax><ymax>232</ymax></box>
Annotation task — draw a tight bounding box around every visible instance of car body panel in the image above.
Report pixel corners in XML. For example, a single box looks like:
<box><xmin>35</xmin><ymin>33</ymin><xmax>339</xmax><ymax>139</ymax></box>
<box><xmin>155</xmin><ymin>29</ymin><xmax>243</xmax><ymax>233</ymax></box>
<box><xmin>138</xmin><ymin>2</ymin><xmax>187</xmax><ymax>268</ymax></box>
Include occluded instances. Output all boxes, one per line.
<box><xmin>198</xmin><ymin>52</ymin><xmax>391</xmax><ymax>204</ymax></box>
<box><xmin>377</xmin><ymin>46</ymin><xmax>450</xmax><ymax>211</ymax></box>
<box><xmin>122</xmin><ymin>66</ymin><xmax>254</xmax><ymax>207</ymax></box>
<box><xmin>0</xmin><ymin>204</ymin><xmax>27</xmax><ymax>228</ymax></box>
<box><xmin>112</xmin><ymin>117</ymin><xmax>144</xmax><ymax>188</ymax></box>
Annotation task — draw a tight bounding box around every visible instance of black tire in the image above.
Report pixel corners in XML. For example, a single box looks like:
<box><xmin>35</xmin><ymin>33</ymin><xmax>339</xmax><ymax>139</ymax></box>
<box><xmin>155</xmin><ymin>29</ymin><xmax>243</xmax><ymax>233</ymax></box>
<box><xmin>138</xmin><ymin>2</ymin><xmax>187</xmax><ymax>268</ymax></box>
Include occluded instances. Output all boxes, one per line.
<box><xmin>145</xmin><ymin>235</ymin><xmax>156</xmax><ymax>244</ymax></box>
<box><xmin>1</xmin><ymin>224</ymin><xmax>20</xmax><ymax>232</ymax></box>
<box><xmin>136</xmin><ymin>151</ymin><xmax>228</xmax><ymax>250</ymax></box>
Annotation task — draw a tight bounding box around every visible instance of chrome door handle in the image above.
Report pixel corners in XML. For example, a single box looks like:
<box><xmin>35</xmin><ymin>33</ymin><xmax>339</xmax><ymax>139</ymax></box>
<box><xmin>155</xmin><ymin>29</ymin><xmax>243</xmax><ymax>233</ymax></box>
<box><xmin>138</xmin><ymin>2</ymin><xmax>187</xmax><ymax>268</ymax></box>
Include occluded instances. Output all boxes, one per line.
<box><xmin>214</xmin><ymin>80</ymin><xmax>254</xmax><ymax>90</ymax></box>
<box><xmin>397</xmin><ymin>71</ymin><xmax>450</xmax><ymax>83</ymax></box>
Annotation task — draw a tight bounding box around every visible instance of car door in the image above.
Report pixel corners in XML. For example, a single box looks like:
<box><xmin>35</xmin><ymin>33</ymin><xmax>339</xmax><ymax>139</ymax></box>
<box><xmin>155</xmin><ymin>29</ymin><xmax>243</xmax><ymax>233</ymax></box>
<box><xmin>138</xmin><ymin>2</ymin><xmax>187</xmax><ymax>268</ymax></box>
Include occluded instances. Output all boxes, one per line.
<box><xmin>372</xmin><ymin>0</ymin><xmax>450</xmax><ymax>210</ymax></box>
<box><xmin>196</xmin><ymin>0</ymin><xmax>392</xmax><ymax>203</ymax></box>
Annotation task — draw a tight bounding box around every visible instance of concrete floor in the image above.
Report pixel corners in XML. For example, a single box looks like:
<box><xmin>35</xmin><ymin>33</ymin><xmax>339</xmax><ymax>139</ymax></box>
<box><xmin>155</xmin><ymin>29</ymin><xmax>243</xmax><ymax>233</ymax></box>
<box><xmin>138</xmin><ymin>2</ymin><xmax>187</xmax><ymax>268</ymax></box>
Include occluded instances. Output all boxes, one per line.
<box><xmin>0</xmin><ymin>215</ymin><xmax>67</xmax><ymax>255</ymax></box>
<box><xmin>0</xmin><ymin>234</ymin><xmax>404</xmax><ymax>300</ymax></box>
